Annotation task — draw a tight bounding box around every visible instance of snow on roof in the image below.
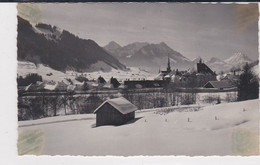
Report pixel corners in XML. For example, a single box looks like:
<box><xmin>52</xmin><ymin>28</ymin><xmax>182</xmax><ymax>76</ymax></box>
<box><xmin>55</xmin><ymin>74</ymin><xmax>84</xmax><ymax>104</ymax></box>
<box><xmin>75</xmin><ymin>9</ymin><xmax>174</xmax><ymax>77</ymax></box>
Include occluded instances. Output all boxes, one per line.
<box><xmin>103</xmin><ymin>83</ymin><xmax>112</xmax><ymax>88</ymax></box>
<box><xmin>196</xmin><ymin>73</ymin><xmax>204</xmax><ymax>76</ymax></box>
<box><xmin>67</xmin><ymin>84</ymin><xmax>76</xmax><ymax>91</ymax></box>
<box><xmin>25</xmin><ymin>83</ymin><xmax>32</xmax><ymax>91</ymax></box>
<box><xmin>44</xmin><ymin>83</ymin><xmax>57</xmax><ymax>91</ymax></box>
<box><xmin>26</xmin><ymin>81</ymin><xmax>45</xmax><ymax>91</ymax></box>
<box><xmin>94</xmin><ymin>97</ymin><xmax>137</xmax><ymax>114</ymax></box>
<box><xmin>154</xmin><ymin>73</ymin><xmax>163</xmax><ymax>80</ymax></box>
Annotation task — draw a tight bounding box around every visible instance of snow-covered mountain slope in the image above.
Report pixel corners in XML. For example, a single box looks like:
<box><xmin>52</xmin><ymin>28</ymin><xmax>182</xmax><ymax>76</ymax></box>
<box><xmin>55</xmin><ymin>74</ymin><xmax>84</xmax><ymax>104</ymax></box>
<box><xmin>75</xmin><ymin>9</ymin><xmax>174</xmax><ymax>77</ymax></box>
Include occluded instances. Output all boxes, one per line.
<box><xmin>225</xmin><ymin>52</ymin><xmax>252</xmax><ymax>66</ymax></box>
<box><xmin>18</xmin><ymin>16</ymin><xmax>126</xmax><ymax>72</ymax></box>
<box><xmin>18</xmin><ymin>61</ymin><xmax>70</xmax><ymax>82</ymax></box>
<box><xmin>18</xmin><ymin>99</ymin><xmax>259</xmax><ymax>156</ymax></box>
<box><xmin>199</xmin><ymin>54</ymin><xmax>255</xmax><ymax>74</ymax></box>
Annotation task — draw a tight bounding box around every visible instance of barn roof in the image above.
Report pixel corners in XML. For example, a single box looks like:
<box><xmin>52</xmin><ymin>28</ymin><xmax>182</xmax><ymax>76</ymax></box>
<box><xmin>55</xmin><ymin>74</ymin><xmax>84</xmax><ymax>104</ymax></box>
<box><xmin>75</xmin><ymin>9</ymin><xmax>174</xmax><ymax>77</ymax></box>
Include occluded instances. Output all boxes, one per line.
<box><xmin>204</xmin><ymin>80</ymin><xmax>234</xmax><ymax>89</ymax></box>
<box><xmin>94</xmin><ymin>97</ymin><xmax>137</xmax><ymax>114</ymax></box>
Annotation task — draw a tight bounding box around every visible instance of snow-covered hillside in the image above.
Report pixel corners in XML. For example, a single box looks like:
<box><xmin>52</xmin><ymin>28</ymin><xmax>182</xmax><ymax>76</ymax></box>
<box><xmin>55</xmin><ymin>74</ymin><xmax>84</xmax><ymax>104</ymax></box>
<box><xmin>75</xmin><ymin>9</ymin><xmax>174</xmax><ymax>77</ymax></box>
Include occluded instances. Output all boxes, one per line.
<box><xmin>18</xmin><ymin>99</ymin><xmax>259</xmax><ymax>156</ymax></box>
<box><xmin>18</xmin><ymin>61</ymin><xmax>68</xmax><ymax>82</ymax></box>
<box><xmin>18</xmin><ymin>61</ymin><xmax>155</xmax><ymax>82</ymax></box>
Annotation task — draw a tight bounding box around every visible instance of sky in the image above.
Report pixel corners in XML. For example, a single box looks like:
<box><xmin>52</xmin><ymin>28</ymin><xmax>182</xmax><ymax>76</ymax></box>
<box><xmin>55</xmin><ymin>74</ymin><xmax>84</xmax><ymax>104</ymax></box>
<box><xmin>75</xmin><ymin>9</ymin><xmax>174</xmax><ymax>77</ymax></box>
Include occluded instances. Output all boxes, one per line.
<box><xmin>18</xmin><ymin>3</ymin><xmax>259</xmax><ymax>61</ymax></box>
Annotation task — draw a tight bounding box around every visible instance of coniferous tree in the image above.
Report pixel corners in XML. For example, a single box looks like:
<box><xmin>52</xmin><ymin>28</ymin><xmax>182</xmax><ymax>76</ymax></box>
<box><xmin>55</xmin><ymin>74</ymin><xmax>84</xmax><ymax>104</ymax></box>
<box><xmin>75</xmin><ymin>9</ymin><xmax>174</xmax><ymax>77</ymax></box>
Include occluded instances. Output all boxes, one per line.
<box><xmin>17</xmin><ymin>73</ymin><xmax>42</xmax><ymax>86</ymax></box>
<box><xmin>237</xmin><ymin>63</ymin><xmax>259</xmax><ymax>101</ymax></box>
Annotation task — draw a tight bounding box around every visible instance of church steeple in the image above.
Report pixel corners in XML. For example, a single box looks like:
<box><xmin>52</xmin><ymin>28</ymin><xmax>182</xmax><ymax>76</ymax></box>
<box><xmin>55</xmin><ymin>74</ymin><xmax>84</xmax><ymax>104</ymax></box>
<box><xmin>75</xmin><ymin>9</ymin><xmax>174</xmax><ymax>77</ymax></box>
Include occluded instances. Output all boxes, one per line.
<box><xmin>167</xmin><ymin>55</ymin><xmax>171</xmax><ymax>72</ymax></box>
<box><xmin>199</xmin><ymin>58</ymin><xmax>202</xmax><ymax>64</ymax></box>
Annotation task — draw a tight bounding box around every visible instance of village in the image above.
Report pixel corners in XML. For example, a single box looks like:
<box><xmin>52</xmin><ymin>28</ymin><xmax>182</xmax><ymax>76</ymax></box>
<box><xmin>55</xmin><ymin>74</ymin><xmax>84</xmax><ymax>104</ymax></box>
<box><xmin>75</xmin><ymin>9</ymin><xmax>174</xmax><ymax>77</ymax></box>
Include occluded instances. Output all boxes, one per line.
<box><xmin>18</xmin><ymin>58</ymin><xmax>239</xmax><ymax>95</ymax></box>
<box><xmin>15</xmin><ymin>3</ymin><xmax>259</xmax><ymax>157</ymax></box>
<box><xmin>17</xmin><ymin>58</ymin><xmax>243</xmax><ymax>122</ymax></box>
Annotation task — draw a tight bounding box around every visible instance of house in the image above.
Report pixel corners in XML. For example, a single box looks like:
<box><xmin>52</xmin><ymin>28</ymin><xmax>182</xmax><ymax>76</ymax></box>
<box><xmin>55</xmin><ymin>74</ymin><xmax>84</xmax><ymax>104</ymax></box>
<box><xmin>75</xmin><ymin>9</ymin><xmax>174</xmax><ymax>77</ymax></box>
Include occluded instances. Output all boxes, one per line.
<box><xmin>203</xmin><ymin>80</ymin><xmax>235</xmax><ymax>89</ymax></box>
<box><xmin>156</xmin><ymin>58</ymin><xmax>217</xmax><ymax>87</ymax></box>
<box><xmin>94</xmin><ymin>97</ymin><xmax>138</xmax><ymax>126</ymax></box>
<box><xmin>110</xmin><ymin>77</ymin><xmax>121</xmax><ymax>88</ymax></box>
<box><xmin>44</xmin><ymin>81</ymin><xmax>57</xmax><ymax>91</ymax></box>
<box><xmin>221</xmin><ymin>74</ymin><xmax>239</xmax><ymax>86</ymax></box>
<box><xmin>197</xmin><ymin>58</ymin><xmax>216</xmax><ymax>75</ymax></box>
<box><xmin>55</xmin><ymin>81</ymin><xmax>68</xmax><ymax>91</ymax></box>
<box><xmin>25</xmin><ymin>81</ymin><xmax>46</xmax><ymax>92</ymax></box>
<box><xmin>96</xmin><ymin>76</ymin><xmax>106</xmax><ymax>88</ymax></box>
<box><xmin>194</xmin><ymin>59</ymin><xmax>217</xmax><ymax>87</ymax></box>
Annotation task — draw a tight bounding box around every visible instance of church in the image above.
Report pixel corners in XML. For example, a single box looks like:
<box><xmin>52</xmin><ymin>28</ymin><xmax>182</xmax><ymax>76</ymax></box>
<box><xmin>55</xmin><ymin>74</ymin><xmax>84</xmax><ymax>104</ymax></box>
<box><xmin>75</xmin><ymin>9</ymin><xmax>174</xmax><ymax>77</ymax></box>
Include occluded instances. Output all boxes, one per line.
<box><xmin>124</xmin><ymin>56</ymin><xmax>217</xmax><ymax>89</ymax></box>
<box><xmin>160</xmin><ymin>56</ymin><xmax>172</xmax><ymax>76</ymax></box>
<box><xmin>157</xmin><ymin>57</ymin><xmax>217</xmax><ymax>87</ymax></box>
<box><xmin>195</xmin><ymin>58</ymin><xmax>217</xmax><ymax>87</ymax></box>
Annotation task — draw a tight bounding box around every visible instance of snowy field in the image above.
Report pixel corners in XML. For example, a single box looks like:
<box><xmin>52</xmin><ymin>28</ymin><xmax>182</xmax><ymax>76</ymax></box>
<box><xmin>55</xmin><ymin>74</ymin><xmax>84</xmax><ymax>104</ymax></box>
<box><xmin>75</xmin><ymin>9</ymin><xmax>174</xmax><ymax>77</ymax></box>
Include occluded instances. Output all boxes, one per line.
<box><xmin>18</xmin><ymin>99</ymin><xmax>259</xmax><ymax>156</ymax></box>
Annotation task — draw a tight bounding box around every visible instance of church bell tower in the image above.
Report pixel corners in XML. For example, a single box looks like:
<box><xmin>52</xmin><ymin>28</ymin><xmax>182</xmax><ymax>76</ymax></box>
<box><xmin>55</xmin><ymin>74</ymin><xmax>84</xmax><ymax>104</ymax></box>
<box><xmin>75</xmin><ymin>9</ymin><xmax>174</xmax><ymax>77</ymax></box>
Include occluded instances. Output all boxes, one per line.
<box><xmin>167</xmin><ymin>55</ymin><xmax>171</xmax><ymax>73</ymax></box>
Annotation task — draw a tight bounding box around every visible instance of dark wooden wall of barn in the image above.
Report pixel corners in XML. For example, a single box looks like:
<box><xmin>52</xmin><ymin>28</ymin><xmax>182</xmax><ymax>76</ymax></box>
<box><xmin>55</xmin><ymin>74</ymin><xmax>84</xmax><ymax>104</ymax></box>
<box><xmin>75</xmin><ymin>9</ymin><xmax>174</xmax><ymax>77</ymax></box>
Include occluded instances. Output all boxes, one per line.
<box><xmin>96</xmin><ymin>103</ymin><xmax>135</xmax><ymax>126</ymax></box>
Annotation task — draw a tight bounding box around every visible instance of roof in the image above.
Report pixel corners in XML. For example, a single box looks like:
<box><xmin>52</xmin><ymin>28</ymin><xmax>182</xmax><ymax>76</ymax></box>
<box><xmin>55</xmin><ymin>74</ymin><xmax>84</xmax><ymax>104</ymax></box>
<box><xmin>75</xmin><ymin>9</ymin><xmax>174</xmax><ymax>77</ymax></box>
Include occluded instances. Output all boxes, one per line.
<box><xmin>67</xmin><ymin>84</ymin><xmax>76</xmax><ymax>91</ymax></box>
<box><xmin>197</xmin><ymin>62</ymin><xmax>216</xmax><ymax>75</ymax></box>
<box><xmin>26</xmin><ymin>81</ymin><xmax>45</xmax><ymax>91</ymax></box>
<box><xmin>204</xmin><ymin>80</ymin><xmax>234</xmax><ymax>89</ymax></box>
<box><xmin>154</xmin><ymin>73</ymin><xmax>164</xmax><ymax>80</ymax></box>
<box><xmin>25</xmin><ymin>83</ymin><xmax>32</xmax><ymax>91</ymax></box>
<box><xmin>94</xmin><ymin>97</ymin><xmax>138</xmax><ymax>114</ymax></box>
<box><xmin>44</xmin><ymin>83</ymin><xmax>57</xmax><ymax>91</ymax></box>
<box><xmin>55</xmin><ymin>81</ymin><xmax>68</xmax><ymax>91</ymax></box>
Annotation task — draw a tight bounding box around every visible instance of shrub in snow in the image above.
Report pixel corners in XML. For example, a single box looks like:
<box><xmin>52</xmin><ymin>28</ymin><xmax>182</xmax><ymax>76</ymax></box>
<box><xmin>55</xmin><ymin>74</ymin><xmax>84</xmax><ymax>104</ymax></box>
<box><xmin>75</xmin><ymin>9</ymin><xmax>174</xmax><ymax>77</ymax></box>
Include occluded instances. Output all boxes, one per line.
<box><xmin>203</xmin><ymin>94</ymin><xmax>220</xmax><ymax>104</ymax></box>
<box><xmin>225</xmin><ymin>92</ymin><xmax>237</xmax><ymax>102</ymax></box>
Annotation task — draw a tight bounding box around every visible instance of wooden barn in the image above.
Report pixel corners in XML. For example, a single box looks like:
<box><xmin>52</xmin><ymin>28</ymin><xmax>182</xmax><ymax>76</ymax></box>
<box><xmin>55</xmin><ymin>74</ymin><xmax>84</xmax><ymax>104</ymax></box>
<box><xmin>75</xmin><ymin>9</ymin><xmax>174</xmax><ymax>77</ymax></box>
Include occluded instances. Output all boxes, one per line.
<box><xmin>94</xmin><ymin>97</ymin><xmax>137</xmax><ymax>126</ymax></box>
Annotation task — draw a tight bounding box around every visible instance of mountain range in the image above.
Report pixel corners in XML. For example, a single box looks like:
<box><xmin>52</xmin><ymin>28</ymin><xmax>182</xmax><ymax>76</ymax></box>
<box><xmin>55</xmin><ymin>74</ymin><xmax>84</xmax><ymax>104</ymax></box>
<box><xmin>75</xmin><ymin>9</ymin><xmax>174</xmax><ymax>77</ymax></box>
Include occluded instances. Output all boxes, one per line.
<box><xmin>104</xmin><ymin>41</ymin><xmax>256</xmax><ymax>73</ymax></box>
<box><xmin>103</xmin><ymin>41</ymin><xmax>193</xmax><ymax>73</ymax></box>
<box><xmin>17</xmin><ymin>16</ymin><xmax>256</xmax><ymax>75</ymax></box>
<box><xmin>17</xmin><ymin>16</ymin><xmax>126</xmax><ymax>72</ymax></box>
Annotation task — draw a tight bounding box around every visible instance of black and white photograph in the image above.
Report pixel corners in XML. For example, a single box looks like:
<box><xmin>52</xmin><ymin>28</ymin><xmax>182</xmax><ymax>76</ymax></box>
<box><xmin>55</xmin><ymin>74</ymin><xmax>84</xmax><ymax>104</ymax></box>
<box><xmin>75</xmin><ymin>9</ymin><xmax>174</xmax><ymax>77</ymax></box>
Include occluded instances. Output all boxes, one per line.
<box><xmin>16</xmin><ymin>3</ymin><xmax>259</xmax><ymax>156</ymax></box>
